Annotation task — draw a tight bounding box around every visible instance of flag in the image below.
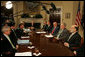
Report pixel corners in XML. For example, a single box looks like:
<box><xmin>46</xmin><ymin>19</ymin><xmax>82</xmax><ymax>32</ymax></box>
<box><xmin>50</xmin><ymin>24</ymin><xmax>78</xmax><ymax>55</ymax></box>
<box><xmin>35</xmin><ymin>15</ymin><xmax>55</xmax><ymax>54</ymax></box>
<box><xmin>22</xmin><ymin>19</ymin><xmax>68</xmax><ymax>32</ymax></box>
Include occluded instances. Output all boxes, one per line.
<box><xmin>81</xmin><ymin>15</ymin><xmax>84</xmax><ymax>29</ymax></box>
<box><xmin>75</xmin><ymin>2</ymin><xmax>81</xmax><ymax>26</ymax></box>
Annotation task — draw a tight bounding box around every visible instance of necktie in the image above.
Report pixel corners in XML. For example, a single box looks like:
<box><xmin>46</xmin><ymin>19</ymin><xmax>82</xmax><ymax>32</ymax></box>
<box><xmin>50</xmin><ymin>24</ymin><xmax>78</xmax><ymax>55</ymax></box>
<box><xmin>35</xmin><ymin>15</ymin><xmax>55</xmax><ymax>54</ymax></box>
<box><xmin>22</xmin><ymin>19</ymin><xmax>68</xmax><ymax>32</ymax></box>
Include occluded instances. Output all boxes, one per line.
<box><xmin>12</xmin><ymin>29</ymin><xmax>17</xmax><ymax>38</ymax></box>
<box><xmin>57</xmin><ymin>29</ymin><xmax>63</xmax><ymax>38</ymax></box>
<box><xmin>47</xmin><ymin>25</ymin><xmax>50</xmax><ymax>29</ymax></box>
<box><xmin>4</xmin><ymin>34</ymin><xmax>16</xmax><ymax>49</ymax></box>
<box><xmin>51</xmin><ymin>27</ymin><xmax>55</xmax><ymax>34</ymax></box>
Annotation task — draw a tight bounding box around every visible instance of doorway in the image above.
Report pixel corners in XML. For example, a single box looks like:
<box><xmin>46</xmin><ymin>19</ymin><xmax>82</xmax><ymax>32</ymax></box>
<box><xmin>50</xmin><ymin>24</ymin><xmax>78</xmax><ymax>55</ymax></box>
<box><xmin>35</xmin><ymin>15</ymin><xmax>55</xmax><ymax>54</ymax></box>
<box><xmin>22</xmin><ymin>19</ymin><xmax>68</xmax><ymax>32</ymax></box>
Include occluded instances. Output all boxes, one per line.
<box><xmin>49</xmin><ymin>7</ymin><xmax>62</xmax><ymax>27</ymax></box>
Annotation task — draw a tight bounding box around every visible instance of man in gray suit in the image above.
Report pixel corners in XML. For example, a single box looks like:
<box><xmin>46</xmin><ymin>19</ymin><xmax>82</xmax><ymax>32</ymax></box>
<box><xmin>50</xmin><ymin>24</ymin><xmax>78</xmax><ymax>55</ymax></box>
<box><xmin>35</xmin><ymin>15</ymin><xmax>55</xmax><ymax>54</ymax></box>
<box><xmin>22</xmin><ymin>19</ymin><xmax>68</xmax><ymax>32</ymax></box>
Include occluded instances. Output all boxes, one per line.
<box><xmin>55</xmin><ymin>23</ymin><xmax>70</xmax><ymax>41</ymax></box>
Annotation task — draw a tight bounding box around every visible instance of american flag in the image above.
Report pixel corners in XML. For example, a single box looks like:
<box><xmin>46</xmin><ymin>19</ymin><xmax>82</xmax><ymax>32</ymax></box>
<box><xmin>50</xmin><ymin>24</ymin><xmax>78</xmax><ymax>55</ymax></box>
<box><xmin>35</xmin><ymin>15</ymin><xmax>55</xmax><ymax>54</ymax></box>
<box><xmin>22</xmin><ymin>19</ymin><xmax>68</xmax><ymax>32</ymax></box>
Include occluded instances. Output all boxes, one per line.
<box><xmin>75</xmin><ymin>2</ymin><xmax>81</xmax><ymax>26</ymax></box>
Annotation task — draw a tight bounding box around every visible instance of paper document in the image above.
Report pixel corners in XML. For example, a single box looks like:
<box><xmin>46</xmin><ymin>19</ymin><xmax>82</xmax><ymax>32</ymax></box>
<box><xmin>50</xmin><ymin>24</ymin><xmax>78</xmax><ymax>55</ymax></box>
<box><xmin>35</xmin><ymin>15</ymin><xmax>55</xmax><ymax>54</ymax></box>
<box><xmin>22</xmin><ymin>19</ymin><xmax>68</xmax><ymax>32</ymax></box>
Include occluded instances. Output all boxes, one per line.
<box><xmin>15</xmin><ymin>52</ymin><xmax>32</xmax><ymax>56</ymax></box>
<box><xmin>21</xmin><ymin>36</ymin><xmax>30</xmax><ymax>38</ymax></box>
<box><xmin>36</xmin><ymin>31</ymin><xmax>46</xmax><ymax>34</ymax></box>
<box><xmin>45</xmin><ymin>35</ymin><xmax>53</xmax><ymax>38</ymax></box>
<box><xmin>28</xmin><ymin>46</ymin><xmax>35</xmax><ymax>49</ymax></box>
<box><xmin>24</xmin><ymin>29</ymin><xmax>31</xmax><ymax>32</ymax></box>
<box><xmin>33</xmin><ymin>53</ymin><xmax>42</xmax><ymax>56</ymax></box>
<box><xmin>17</xmin><ymin>40</ymin><xmax>29</xmax><ymax>44</ymax></box>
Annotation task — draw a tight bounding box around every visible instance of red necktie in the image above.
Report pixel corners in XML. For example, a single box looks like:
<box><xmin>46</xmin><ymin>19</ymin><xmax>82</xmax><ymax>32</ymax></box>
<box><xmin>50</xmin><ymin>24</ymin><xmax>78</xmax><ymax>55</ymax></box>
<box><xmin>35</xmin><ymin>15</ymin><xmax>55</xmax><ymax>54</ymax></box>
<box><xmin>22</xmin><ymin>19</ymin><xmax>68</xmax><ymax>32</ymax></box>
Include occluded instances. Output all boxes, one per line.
<box><xmin>51</xmin><ymin>28</ymin><xmax>55</xmax><ymax>34</ymax></box>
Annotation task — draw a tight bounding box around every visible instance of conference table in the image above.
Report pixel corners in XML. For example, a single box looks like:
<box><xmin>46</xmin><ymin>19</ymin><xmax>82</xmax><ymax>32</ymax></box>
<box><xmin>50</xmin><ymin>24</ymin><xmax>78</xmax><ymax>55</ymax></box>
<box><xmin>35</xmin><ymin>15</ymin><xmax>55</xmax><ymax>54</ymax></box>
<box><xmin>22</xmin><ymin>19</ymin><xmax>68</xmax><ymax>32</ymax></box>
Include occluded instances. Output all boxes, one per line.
<box><xmin>17</xmin><ymin>29</ymin><xmax>74</xmax><ymax>56</ymax></box>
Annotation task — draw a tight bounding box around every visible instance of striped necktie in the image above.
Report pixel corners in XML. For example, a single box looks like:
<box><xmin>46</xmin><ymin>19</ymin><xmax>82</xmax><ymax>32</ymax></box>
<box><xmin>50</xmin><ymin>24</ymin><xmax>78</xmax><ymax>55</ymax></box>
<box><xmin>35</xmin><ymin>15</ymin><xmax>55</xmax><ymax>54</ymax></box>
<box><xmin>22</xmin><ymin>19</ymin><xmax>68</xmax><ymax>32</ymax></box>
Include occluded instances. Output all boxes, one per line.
<box><xmin>57</xmin><ymin>29</ymin><xmax>63</xmax><ymax>38</ymax></box>
<box><xmin>51</xmin><ymin>27</ymin><xmax>55</xmax><ymax>34</ymax></box>
<box><xmin>4</xmin><ymin>34</ymin><xmax>16</xmax><ymax>49</ymax></box>
<box><xmin>12</xmin><ymin>29</ymin><xmax>17</xmax><ymax>38</ymax></box>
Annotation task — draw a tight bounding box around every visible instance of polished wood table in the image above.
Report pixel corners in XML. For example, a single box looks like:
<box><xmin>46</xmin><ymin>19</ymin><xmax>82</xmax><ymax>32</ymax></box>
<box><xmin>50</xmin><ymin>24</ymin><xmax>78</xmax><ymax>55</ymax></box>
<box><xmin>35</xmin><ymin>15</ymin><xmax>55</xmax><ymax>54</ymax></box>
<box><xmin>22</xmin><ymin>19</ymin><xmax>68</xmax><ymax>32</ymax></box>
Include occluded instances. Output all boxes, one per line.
<box><xmin>17</xmin><ymin>29</ymin><xmax>74</xmax><ymax>56</ymax></box>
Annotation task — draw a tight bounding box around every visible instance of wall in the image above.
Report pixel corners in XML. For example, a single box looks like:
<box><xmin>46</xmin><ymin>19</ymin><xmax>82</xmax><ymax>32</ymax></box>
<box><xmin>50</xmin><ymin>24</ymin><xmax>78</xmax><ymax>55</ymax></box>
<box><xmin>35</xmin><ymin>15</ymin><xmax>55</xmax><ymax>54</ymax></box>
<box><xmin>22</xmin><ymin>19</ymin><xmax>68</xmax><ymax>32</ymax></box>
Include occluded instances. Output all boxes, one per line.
<box><xmin>40</xmin><ymin>1</ymin><xmax>74</xmax><ymax>29</ymax></box>
<box><xmin>12</xmin><ymin>1</ymin><xmax>84</xmax><ymax>37</ymax></box>
<box><xmin>13</xmin><ymin>1</ymin><xmax>24</xmax><ymax>27</ymax></box>
<box><xmin>40</xmin><ymin>1</ymin><xmax>84</xmax><ymax>37</ymax></box>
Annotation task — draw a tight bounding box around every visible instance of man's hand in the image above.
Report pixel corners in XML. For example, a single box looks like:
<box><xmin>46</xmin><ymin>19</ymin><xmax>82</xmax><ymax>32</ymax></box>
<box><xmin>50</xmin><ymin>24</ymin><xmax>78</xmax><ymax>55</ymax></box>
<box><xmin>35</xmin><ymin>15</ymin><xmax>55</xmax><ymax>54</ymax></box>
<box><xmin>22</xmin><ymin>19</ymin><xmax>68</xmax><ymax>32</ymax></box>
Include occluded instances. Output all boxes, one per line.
<box><xmin>23</xmin><ymin>31</ymin><xmax>26</xmax><ymax>33</ymax></box>
<box><xmin>1</xmin><ymin>38</ymin><xmax>3</xmax><ymax>40</ymax></box>
<box><xmin>54</xmin><ymin>37</ymin><xmax>59</xmax><ymax>40</ymax></box>
<box><xmin>73</xmin><ymin>51</ymin><xmax>77</xmax><ymax>55</ymax></box>
<box><xmin>49</xmin><ymin>33</ymin><xmax>52</xmax><ymax>35</ymax></box>
<box><xmin>56</xmin><ymin>38</ymin><xmax>59</xmax><ymax>40</ymax></box>
<box><xmin>16</xmin><ymin>45</ymin><xmax>19</xmax><ymax>49</ymax></box>
<box><xmin>64</xmin><ymin>42</ymin><xmax>69</xmax><ymax>47</ymax></box>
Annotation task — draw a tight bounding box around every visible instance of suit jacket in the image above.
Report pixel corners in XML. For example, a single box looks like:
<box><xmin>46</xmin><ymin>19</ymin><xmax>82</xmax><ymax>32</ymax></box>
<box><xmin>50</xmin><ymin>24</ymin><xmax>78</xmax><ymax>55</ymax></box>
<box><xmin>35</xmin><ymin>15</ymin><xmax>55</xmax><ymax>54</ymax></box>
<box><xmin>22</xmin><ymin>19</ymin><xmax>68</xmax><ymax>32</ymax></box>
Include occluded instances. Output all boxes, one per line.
<box><xmin>76</xmin><ymin>43</ymin><xmax>84</xmax><ymax>56</ymax></box>
<box><xmin>9</xmin><ymin>29</ymin><xmax>18</xmax><ymax>46</ymax></box>
<box><xmin>42</xmin><ymin>24</ymin><xmax>48</xmax><ymax>31</ymax></box>
<box><xmin>50</xmin><ymin>26</ymin><xmax>59</xmax><ymax>36</ymax></box>
<box><xmin>46</xmin><ymin>25</ymin><xmax>52</xmax><ymax>33</ymax></box>
<box><xmin>16</xmin><ymin>28</ymin><xmax>25</xmax><ymax>39</ymax></box>
<box><xmin>57</xmin><ymin>28</ymin><xmax>70</xmax><ymax>41</ymax></box>
<box><xmin>1</xmin><ymin>34</ymin><xmax>16</xmax><ymax>53</ymax></box>
<box><xmin>66</xmin><ymin>32</ymin><xmax>81</xmax><ymax>48</ymax></box>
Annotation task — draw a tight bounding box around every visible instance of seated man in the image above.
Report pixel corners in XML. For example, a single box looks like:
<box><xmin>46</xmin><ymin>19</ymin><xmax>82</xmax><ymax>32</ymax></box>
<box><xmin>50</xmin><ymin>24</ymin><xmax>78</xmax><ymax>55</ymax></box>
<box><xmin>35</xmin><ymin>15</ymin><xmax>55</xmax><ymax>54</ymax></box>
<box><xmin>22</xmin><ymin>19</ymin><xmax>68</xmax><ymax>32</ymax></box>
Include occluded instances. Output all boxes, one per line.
<box><xmin>16</xmin><ymin>23</ymin><xmax>25</xmax><ymax>39</ymax></box>
<box><xmin>64</xmin><ymin>25</ymin><xmax>81</xmax><ymax>51</ymax></box>
<box><xmin>46</xmin><ymin>21</ymin><xmax>52</xmax><ymax>33</ymax></box>
<box><xmin>1</xmin><ymin>26</ymin><xmax>17</xmax><ymax>56</ymax></box>
<box><xmin>55</xmin><ymin>23</ymin><xmax>70</xmax><ymax>41</ymax></box>
<box><xmin>42</xmin><ymin>21</ymin><xmax>48</xmax><ymax>31</ymax></box>
<box><xmin>50</xmin><ymin>22</ymin><xmax>59</xmax><ymax>36</ymax></box>
<box><xmin>9</xmin><ymin>23</ymin><xmax>18</xmax><ymax>49</ymax></box>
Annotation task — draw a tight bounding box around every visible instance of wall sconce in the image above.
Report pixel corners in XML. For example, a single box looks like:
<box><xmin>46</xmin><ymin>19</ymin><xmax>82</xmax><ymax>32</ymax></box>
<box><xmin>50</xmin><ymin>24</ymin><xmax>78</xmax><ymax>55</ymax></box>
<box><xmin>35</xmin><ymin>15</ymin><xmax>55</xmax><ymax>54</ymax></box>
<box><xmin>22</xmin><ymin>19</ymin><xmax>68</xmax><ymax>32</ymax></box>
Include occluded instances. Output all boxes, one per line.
<box><xmin>5</xmin><ymin>1</ymin><xmax>13</xmax><ymax>9</ymax></box>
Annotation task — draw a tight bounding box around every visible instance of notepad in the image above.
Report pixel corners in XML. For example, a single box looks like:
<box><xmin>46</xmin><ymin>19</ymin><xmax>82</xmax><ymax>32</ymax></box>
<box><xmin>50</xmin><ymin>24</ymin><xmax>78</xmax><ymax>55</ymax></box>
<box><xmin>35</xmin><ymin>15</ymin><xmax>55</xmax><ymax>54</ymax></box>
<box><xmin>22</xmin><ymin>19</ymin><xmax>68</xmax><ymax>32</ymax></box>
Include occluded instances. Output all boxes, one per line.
<box><xmin>45</xmin><ymin>35</ymin><xmax>53</xmax><ymax>38</ymax></box>
<box><xmin>24</xmin><ymin>29</ymin><xmax>31</xmax><ymax>32</ymax></box>
<box><xmin>36</xmin><ymin>32</ymin><xmax>46</xmax><ymax>34</ymax></box>
<box><xmin>17</xmin><ymin>40</ymin><xmax>29</xmax><ymax>45</ymax></box>
<box><xmin>28</xmin><ymin>46</ymin><xmax>35</xmax><ymax>49</ymax></box>
<box><xmin>21</xmin><ymin>36</ymin><xmax>30</xmax><ymax>39</ymax></box>
<box><xmin>15</xmin><ymin>52</ymin><xmax>32</xmax><ymax>56</ymax></box>
<box><xmin>33</xmin><ymin>52</ymin><xmax>42</xmax><ymax>56</ymax></box>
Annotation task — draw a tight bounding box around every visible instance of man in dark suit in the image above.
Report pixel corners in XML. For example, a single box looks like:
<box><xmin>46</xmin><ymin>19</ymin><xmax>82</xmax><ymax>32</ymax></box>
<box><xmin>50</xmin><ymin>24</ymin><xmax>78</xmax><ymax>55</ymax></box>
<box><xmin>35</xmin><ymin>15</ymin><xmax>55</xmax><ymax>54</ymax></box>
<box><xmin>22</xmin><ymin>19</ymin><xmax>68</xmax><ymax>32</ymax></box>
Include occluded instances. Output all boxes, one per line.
<box><xmin>50</xmin><ymin>22</ymin><xmax>59</xmax><ymax>36</ymax></box>
<box><xmin>16</xmin><ymin>23</ymin><xmax>25</xmax><ymax>39</ymax></box>
<box><xmin>64</xmin><ymin>25</ymin><xmax>81</xmax><ymax>51</ymax></box>
<box><xmin>55</xmin><ymin>23</ymin><xmax>70</xmax><ymax>41</ymax></box>
<box><xmin>42</xmin><ymin>21</ymin><xmax>48</xmax><ymax>31</ymax></box>
<box><xmin>1</xmin><ymin>26</ymin><xmax>17</xmax><ymax>56</ymax></box>
<box><xmin>9</xmin><ymin>23</ymin><xmax>18</xmax><ymax>49</ymax></box>
<box><xmin>46</xmin><ymin>21</ymin><xmax>52</xmax><ymax>33</ymax></box>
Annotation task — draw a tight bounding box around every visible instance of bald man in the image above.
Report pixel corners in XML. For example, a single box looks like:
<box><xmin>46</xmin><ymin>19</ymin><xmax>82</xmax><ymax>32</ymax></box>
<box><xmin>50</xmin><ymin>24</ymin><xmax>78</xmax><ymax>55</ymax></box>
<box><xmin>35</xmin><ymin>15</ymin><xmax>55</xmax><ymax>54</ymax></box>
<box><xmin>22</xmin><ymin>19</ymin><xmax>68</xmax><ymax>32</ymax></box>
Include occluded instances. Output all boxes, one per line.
<box><xmin>64</xmin><ymin>25</ymin><xmax>81</xmax><ymax>51</ymax></box>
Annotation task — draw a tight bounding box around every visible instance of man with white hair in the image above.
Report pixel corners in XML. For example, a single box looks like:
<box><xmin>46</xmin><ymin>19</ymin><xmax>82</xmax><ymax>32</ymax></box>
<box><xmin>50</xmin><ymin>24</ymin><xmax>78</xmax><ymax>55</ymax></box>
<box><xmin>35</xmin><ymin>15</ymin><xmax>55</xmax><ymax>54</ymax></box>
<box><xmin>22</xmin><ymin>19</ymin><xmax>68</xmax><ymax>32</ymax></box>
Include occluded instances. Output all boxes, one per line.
<box><xmin>1</xmin><ymin>26</ymin><xmax>17</xmax><ymax>56</ymax></box>
<box><xmin>55</xmin><ymin>23</ymin><xmax>69</xmax><ymax>41</ymax></box>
